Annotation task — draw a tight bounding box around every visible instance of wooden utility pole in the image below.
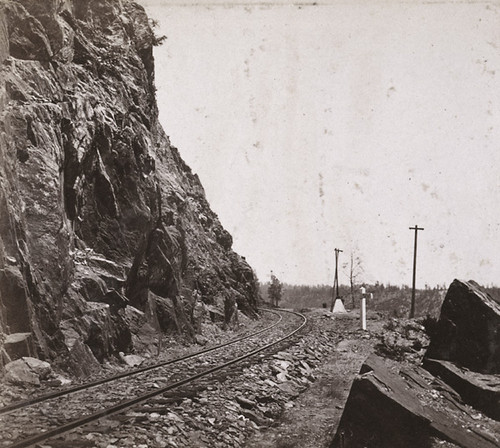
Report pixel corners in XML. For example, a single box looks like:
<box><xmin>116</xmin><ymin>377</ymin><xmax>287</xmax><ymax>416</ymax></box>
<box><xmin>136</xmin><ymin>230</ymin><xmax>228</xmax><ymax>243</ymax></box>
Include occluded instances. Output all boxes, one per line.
<box><xmin>409</xmin><ymin>225</ymin><xmax>424</xmax><ymax>318</ymax></box>
<box><xmin>330</xmin><ymin>248</ymin><xmax>343</xmax><ymax>311</ymax></box>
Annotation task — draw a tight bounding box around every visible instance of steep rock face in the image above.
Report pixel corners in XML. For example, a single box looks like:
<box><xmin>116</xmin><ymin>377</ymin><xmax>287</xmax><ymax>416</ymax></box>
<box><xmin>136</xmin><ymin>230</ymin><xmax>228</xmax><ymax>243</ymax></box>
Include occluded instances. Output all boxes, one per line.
<box><xmin>0</xmin><ymin>0</ymin><xmax>259</xmax><ymax>374</ymax></box>
<box><xmin>425</xmin><ymin>279</ymin><xmax>500</xmax><ymax>374</ymax></box>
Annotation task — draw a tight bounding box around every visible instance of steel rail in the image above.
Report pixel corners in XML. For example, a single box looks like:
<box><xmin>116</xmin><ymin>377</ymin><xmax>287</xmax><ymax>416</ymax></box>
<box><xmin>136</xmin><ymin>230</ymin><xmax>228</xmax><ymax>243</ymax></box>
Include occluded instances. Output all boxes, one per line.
<box><xmin>6</xmin><ymin>309</ymin><xmax>306</xmax><ymax>448</ymax></box>
<box><xmin>0</xmin><ymin>308</ymin><xmax>281</xmax><ymax>415</ymax></box>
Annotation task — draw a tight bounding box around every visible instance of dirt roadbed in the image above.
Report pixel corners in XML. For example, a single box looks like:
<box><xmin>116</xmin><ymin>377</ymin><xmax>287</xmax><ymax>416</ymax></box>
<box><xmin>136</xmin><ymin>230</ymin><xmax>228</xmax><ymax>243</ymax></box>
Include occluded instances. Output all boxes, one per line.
<box><xmin>245</xmin><ymin>309</ymin><xmax>385</xmax><ymax>448</ymax></box>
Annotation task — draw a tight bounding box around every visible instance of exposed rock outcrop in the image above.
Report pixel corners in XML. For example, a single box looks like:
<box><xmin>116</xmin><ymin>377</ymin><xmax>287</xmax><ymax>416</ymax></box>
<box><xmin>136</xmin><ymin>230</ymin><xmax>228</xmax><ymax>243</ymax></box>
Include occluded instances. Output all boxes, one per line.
<box><xmin>334</xmin><ymin>281</ymin><xmax>500</xmax><ymax>447</ymax></box>
<box><xmin>425</xmin><ymin>279</ymin><xmax>500</xmax><ymax>374</ymax></box>
<box><xmin>423</xmin><ymin>358</ymin><xmax>500</xmax><ymax>421</ymax></box>
<box><xmin>332</xmin><ymin>354</ymin><xmax>500</xmax><ymax>448</ymax></box>
<box><xmin>423</xmin><ymin>280</ymin><xmax>500</xmax><ymax>421</ymax></box>
<box><xmin>0</xmin><ymin>0</ymin><xmax>259</xmax><ymax>374</ymax></box>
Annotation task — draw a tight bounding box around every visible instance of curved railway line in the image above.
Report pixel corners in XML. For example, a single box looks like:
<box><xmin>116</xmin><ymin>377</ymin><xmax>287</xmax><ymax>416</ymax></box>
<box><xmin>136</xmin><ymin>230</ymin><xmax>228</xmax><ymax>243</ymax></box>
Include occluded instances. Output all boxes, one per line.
<box><xmin>1</xmin><ymin>308</ymin><xmax>307</xmax><ymax>448</ymax></box>
<box><xmin>0</xmin><ymin>309</ymin><xmax>284</xmax><ymax>416</ymax></box>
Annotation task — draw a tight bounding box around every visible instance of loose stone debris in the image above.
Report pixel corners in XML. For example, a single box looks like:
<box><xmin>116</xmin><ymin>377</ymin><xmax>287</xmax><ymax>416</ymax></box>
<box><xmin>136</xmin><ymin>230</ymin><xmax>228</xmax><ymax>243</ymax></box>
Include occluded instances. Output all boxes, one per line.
<box><xmin>1</xmin><ymin>309</ymin><xmax>380</xmax><ymax>448</ymax></box>
<box><xmin>3</xmin><ymin>285</ymin><xmax>499</xmax><ymax>448</ymax></box>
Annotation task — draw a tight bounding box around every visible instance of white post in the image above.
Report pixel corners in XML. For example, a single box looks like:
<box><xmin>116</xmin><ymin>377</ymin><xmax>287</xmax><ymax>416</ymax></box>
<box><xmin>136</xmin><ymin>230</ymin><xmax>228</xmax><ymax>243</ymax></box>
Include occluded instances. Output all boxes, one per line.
<box><xmin>360</xmin><ymin>286</ymin><xmax>367</xmax><ymax>330</ymax></box>
<box><xmin>360</xmin><ymin>296</ymin><xmax>366</xmax><ymax>330</ymax></box>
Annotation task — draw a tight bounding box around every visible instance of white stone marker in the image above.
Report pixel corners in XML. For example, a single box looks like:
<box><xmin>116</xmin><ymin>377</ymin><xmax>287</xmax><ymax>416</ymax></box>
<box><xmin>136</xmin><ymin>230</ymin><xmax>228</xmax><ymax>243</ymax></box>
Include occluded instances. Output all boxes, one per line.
<box><xmin>360</xmin><ymin>286</ymin><xmax>367</xmax><ymax>330</ymax></box>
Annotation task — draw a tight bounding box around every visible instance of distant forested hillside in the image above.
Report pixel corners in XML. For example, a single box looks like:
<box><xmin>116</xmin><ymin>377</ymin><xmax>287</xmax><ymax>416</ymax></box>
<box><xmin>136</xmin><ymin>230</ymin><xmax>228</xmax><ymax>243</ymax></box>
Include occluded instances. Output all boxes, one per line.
<box><xmin>260</xmin><ymin>281</ymin><xmax>500</xmax><ymax>319</ymax></box>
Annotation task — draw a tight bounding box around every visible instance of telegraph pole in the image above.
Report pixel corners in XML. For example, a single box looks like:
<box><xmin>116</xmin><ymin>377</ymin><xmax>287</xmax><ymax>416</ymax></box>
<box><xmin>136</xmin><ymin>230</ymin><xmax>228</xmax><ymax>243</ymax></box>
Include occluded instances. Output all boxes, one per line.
<box><xmin>330</xmin><ymin>248</ymin><xmax>343</xmax><ymax>311</ymax></box>
<box><xmin>409</xmin><ymin>225</ymin><xmax>424</xmax><ymax>318</ymax></box>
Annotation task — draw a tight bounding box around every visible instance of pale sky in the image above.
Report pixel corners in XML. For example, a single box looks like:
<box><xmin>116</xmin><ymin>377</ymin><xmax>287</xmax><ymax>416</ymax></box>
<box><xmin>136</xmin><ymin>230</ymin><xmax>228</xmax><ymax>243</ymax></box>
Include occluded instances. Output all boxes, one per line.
<box><xmin>139</xmin><ymin>0</ymin><xmax>500</xmax><ymax>287</ymax></box>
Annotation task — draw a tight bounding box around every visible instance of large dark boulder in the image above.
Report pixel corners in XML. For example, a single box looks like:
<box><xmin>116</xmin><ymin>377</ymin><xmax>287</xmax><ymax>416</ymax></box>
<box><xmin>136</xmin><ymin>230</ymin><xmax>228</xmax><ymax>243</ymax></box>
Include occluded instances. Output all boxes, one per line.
<box><xmin>425</xmin><ymin>280</ymin><xmax>500</xmax><ymax>374</ymax></box>
<box><xmin>332</xmin><ymin>354</ymin><xmax>500</xmax><ymax>448</ymax></box>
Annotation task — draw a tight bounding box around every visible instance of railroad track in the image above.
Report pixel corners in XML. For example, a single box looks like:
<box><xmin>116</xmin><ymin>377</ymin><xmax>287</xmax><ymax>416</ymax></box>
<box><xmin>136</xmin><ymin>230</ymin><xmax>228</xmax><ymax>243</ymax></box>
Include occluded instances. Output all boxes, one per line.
<box><xmin>1</xmin><ymin>308</ymin><xmax>307</xmax><ymax>448</ymax></box>
<box><xmin>0</xmin><ymin>308</ymin><xmax>284</xmax><ymax>416</ymax></box>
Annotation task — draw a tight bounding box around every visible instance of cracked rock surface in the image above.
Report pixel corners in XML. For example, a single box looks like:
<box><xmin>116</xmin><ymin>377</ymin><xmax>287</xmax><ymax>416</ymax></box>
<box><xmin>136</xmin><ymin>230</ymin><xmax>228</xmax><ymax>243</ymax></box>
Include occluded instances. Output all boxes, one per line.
<box><xmin>0</xmin><ymin>0</ymin><xmax>259</xmax><ymax>374</ymax></box>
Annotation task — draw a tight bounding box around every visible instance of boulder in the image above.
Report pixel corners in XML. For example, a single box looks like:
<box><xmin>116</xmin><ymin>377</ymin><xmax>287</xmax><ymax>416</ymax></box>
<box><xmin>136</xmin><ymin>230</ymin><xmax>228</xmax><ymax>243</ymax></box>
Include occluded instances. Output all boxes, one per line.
<box><xmin>119</xmin><ymin>352</ymin><xmax>144</xmax><ymax>368</ymax></box>
<box><xmin>3</xmin><ymin>357</ymin><xmax>52</xmax><ymax>386</ymax></box>
<box><xmin>194</xmin><ymin>334</ymin><xmax>208</xmax><ymax>346</ymax></box>
<box><xmin>22</xmin><ymin>356</ymin><xmax>52</xmax><ymax>378</ymax></box>
<box><xmin>333</xmin><ymin>354</ymin><xmax>500</xmax><ymax>448</ymax></box>
<box><xmin>4</xmin><ymin>361</ymin><xmax>39</xmax><ymax>386</ymax></box>
<box><xmin>425</xmin><ymin>280</ymin><xmax>500</xmax><ymax>374</ymax></box>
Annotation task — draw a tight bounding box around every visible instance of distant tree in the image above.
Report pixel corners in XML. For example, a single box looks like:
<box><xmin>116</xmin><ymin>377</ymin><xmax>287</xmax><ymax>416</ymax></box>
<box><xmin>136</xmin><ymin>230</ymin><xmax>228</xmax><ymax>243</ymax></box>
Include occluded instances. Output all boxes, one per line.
<box><xmin>342</xmin><ymin>251</ymin><xmax>364</xmax><ymax>308</ymax></box>
<box><xmin>149</xmin><ymin>18</ymin><xmax>167</xmax><ymax>46</ymax></box>
<box><xmin>268</xmin><ymin>273</ymin><xmax>283</xmax><ymax>307</ymax></box>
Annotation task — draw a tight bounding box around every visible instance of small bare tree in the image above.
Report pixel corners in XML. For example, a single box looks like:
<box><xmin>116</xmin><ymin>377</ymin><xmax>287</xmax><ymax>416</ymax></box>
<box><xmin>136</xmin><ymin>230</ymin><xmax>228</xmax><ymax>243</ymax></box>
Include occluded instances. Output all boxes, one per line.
<box><xmin>343</xmin><ymin>251</ymin><xmax>364</xmax><ymax>308</ymax></box>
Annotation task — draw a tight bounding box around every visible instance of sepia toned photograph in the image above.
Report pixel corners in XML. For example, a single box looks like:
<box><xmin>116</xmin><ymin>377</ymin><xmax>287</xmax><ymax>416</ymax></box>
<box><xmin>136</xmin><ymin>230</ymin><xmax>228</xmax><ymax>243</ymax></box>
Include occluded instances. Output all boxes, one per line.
<box><xmin>0</xmin><ymin>0</ymin><xmax>499</xmax><ymax>446</ymax></box>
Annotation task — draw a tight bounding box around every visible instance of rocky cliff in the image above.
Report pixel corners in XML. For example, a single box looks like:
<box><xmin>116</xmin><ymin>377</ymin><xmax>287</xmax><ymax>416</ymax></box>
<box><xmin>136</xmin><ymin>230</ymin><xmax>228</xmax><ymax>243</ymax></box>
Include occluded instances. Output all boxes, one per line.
<box><xmin>0</xmin><ymin>0</ymin><xmax>259</xmax><ymax>375</ymax></box>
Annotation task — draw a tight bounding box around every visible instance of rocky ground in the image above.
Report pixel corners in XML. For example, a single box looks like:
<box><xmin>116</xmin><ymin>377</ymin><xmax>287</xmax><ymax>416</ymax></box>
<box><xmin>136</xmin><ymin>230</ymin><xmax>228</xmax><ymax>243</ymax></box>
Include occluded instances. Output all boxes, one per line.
<box><xmin>0</xmin><ymin>308</ymin><xmax>387</xmax><ymax>448</ymax></box>
<box><xmin>0</xmin><ymin>311</ymin><xmax>274</xmax><ymax>408</ymax></box>
<box><xmin>244</xmin><ymin>310</ymin><xmax>386</xmax><ymax>448</ymax></box>
<box><xmin>3</xmin><ymin>301</ymin><xmax>497</xmax><ymax>448</ymax></box>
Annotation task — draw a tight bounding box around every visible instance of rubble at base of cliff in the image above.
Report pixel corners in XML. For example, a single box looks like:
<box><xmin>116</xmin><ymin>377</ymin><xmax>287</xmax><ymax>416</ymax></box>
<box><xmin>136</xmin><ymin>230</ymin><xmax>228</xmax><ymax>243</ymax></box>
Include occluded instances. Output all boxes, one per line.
<box><xmin>0</xmin><ymin>309</ymin><xmax>383</xmax><ymax>448</ymax></box>
<box><xmin>0</xmin><ymin>309</ymin><xmax>257</xmax><ymax>407</ymax></box>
